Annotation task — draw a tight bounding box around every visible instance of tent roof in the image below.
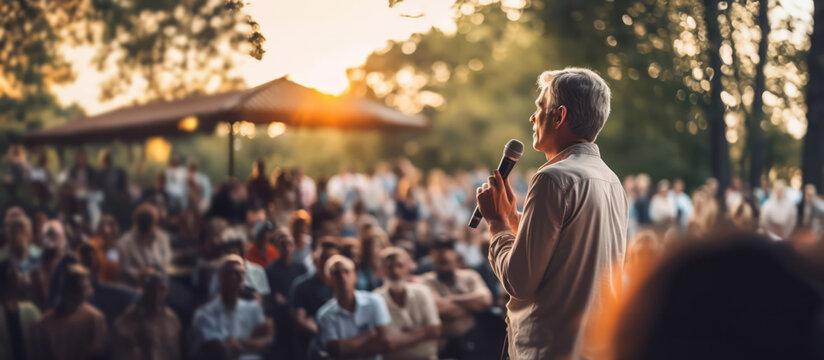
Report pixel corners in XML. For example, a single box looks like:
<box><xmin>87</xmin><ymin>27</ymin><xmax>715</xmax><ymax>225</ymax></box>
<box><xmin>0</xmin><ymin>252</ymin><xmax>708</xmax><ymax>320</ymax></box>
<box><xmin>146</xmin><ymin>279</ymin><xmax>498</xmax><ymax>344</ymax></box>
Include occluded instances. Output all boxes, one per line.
<box><xmin>24</xmin><ymin>77</ymin><xmax>428</xmax><ymax>145</ymax></box>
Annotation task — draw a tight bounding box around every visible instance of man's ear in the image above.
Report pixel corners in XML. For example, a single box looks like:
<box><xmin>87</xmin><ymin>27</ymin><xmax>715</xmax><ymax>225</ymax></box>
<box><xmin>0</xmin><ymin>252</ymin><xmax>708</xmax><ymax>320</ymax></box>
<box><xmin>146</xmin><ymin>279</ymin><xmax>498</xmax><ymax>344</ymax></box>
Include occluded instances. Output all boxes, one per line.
<box><xmin>554</xmin><ymin>105</ymin><xmax>568</xmax><ymax>129</ymax></box>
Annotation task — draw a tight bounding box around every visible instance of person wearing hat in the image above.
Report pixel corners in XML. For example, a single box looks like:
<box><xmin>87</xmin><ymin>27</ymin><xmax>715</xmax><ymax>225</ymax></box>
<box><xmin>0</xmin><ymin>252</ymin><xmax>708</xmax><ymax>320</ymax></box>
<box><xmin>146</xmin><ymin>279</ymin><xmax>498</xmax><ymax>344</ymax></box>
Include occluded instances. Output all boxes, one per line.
<box><xmin>419</xmin><ymin>236</ymin><xmax>491</xmax><ymax>359</ymax></box>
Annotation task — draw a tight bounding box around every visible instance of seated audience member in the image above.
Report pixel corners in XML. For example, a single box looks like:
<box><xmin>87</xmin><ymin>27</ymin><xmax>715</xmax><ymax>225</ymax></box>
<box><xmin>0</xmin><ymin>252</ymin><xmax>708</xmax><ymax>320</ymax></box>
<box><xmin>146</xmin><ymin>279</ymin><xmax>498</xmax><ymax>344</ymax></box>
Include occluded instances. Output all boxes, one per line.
<box><xmin>35</xmin><ymin>220</ymin><xmax>77</xmax><ymax>310</ymax></box>
<box><xmin>117</xmin><ymin>203</ymin><xmax>173</xmax><ymax>285</ymax></box>
<box><xmin>87</xmin><ymin>215</ymin><xmax>121</xmax><ymax>282</ymax></box>
<box><xmin>759</xmin><ymin>180</ymin><xmax>798</xmax><ymax>240</ymax></box>
<box><xmin>610</xmin><ymin>234</ymin><xmax>824</xmax><ymax>360</ymax></box>
<box><xmin>266</xmin><ymin>227</ymin><xmax>307</xmax><ymax>304</ymax></box>
<box><xmin>340</xmin><ymin>236</ymin><xmax>370</xmax><ymax>290</ymax></box>
<box><xmin>246</xmin><ymin>221</ymin><xmax>279</xmax><ymax>267</ymax></box>
<box><xmin>358</xmin><ymin>226</ymin><xmax>389</xmax><ymax>291</ymax></box>
<box><xmin>264</xmin><ymin>226</ymin><xmax>307</xmax><ymax>360</ymax></box>
<box><xmin>207</xmin><ymin>180</ymin><xmax>249</xmax><ymax>224</ymax></box>
<box><xmin>373</xmin><ymin>247</ymin><xmax>441</xmax><ymax>360</ymax></box>
<box><xmin>1</xmin><ymin>209</ymin><xmax>39</xmax><ymax>273</ymax></box>
<box><xmin>208</xmin><ymin>228</ymin><xmax>271</xmax><ymax>300</ymax></box>
<box><xmin>420</xmin><ymin>236</ymin><xmax>492</xmax><ymax>358</ymax></box>
<box><xmin>246</xmin><ymin>159</ymin><xmax>274</xmax><ymax>209</ymax></box>
<box><xmin>290</xmin><ymin>237</ymin><xmax>341</xmax><ymax>358</ymax></box>
<box><xmin>76</xmin><ymin>243</ymin><xmax>138</xmax><ymax>327</ymax></box>
<box><xmin>113</xmin><ymin>269</ymin><xmax>181</xmax><ymax>360</ymax></box>
<box><xmin>289</xmin><ymin>210</ymin><xmax>314</xmax><ymax>271</ymax></box>
<box><xmin>317</xmin><ymin>255</ymin><xmax>392</xmax><ymax>359</ymax></box>
<box><xmin>192</xmin><ymin>255</ymin><xmax>274</xmax><ymax>360</ymax></box>
<box><xmin>0</xmin><ymin>259</ymin><xmax>41</xmax><ymax>360</ymax></box>
<box><xmin>32</xmin><ymin>264</ymin><xmax>107</xmax><ymax>360</ymax></box>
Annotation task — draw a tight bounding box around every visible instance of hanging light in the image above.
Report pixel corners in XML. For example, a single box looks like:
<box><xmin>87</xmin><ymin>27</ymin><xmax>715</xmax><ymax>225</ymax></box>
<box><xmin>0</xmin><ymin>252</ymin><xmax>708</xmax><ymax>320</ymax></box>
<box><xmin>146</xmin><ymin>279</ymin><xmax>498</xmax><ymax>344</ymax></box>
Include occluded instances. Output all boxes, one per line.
<box><xmin>178</xmin><ymin>115</ymin><xmax>199</xmax><ymax>132</ymax></box>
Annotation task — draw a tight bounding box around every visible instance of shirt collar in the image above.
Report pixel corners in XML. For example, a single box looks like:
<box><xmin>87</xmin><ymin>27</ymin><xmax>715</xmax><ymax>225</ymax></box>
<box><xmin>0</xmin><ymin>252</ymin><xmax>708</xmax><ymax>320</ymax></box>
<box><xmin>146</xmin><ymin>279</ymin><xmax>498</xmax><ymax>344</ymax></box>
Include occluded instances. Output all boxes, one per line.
<box><xmin>540</xmin><ymin>142</ymin><xmax>600</xmax><ymax>169</ymax></box>
<box><xmin>332</xmin><ymin>291</ymin><xmax>369</xmax><ymax>316</ymax></box>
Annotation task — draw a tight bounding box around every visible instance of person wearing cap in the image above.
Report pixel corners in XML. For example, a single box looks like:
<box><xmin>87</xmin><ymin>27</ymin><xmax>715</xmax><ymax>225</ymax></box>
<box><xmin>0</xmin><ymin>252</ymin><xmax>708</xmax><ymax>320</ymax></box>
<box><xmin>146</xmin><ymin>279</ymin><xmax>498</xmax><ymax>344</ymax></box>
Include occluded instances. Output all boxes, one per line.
<box><xmin>373</xmin><ymin>247</ymin><xmax>441</xmax><ymax>360</ymax></box>
<box><xmin>246</xmin><ymin>221</ymin><xmax>279</xmax><ymax>267</ymax></box>
<box><xmin>113</xmin><ymin>268</ymin><xmax>180</xmax><ymax>360</ymax></box>
<box><xmin>316</xmin><ymin>254</ymin><xmax>392</xmax><ymax>360</ymax></box>
<box><xmin>192</xmin><ymin>255</ymin><xmax>274</xmax><ymax>360</ymax></box>
<box><xmin>475</xmin><ymin>69</ymin><xmax>628</xmax><ymax>359</ymax></box>
<box><xmin>419</xmin><ymin>236</ymin><xmax>491</xmax><ymax>359</ymax></box>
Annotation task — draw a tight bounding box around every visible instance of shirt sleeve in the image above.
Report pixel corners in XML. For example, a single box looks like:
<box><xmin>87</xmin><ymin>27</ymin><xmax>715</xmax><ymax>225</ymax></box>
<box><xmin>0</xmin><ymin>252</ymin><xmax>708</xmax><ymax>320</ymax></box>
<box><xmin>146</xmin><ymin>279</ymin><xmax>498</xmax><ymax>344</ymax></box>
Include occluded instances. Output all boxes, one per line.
<box><xmin>317</xmin><ymin>311</ymin><xmax>338</xmax><ymax>343</ymax></box>
<box><xmin>418</xmin><ymin>286</ymin><xmax>441</xmax><ymax>326</ymax></box>
<box><xmin>488</xmin><ymin>173</ymin><xmax>566</xmax><ymax>300</ymax></box>
<box><xmin>193</xmin><ymin>308</ymin><xmax>225</xmax><ymax>342</ymax></box>
<box><xmin>372</xmin><ymin>295</ymin><xmax>391</xmax><ymax>327</ymax></box>
<box><xmin>465</xmin><ymin>269</ymin><xmax>492</xmax><ymax>299</ymax></box>
<box><xmin>252</xmin><ymin>302</ymin><xmax>266</xmax><ymax>325</ymax></box>
<box><xmin>160</xmin><ymin>232</ymin><xmax>173</xmax><ymax>268</ymax></box>
<box><xmin>289</xmin><ymin>280</ymin><xmax>304</xmax><ymax>312</ymax></box>
<box><xmin>116</xmin><ymin>240</ymin><xmax>136</xmax><ymax>279</ymax></box>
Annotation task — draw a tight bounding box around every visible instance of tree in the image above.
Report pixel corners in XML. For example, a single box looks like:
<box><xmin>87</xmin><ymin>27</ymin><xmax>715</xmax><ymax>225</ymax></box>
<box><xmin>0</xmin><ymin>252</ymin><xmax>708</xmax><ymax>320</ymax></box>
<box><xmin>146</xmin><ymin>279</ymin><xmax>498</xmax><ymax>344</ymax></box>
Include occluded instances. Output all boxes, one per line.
<box><xmin>747</xmin><ymin>0</ymin><xmax>769</xmax><ymax>189</ymax></box>
<box><xmin>0</xmin><ymin>0</ymin><xmax>264</xmax><ymax>130</ymax></box>
<box><xmin>706</xmin><ymin>0</ymin><xmax>731</xmax><ymax>199</ymax></box>
<box><xmin>802</xmin><ymin>0</ymin><xmax>823</xmax><ymax>190</ymax></box>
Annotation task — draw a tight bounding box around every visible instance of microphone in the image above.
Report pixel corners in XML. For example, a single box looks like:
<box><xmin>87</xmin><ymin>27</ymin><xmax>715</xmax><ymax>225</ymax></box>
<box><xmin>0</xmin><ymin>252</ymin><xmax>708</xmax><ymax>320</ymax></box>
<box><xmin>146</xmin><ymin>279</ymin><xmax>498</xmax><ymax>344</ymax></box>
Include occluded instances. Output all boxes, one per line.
<box><xmin>469</xmin><ymin>139</ymin><xmax>524</xmax><ymax>228</ymax></box>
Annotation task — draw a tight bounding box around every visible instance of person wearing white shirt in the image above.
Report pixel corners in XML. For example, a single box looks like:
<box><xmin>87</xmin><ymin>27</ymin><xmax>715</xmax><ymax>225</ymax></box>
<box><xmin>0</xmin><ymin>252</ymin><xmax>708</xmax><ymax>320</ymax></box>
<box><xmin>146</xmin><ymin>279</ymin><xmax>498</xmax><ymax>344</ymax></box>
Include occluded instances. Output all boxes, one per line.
<box><xmin>759</xmin><ymin>180</ymin><xmax>798</xmax><ymax>239</ymax></box>
<box><xmin>192</xmin><ymin>255</ymin><xmax>273</xmax><ymax>360</ymax></box>
<box><xmin>317</xmin><ymin>255</ymin><xmax>391</xmax><ymax>360</ymax></box>
<box><xmin>649</xmin><ymin>179</ymin><xmax>677</xmax><ymax>226</ymax></box>
<box><xmin>373</xmin><ymin>247</ymin><xmax>441</xmax><ymax>360</ymax></box>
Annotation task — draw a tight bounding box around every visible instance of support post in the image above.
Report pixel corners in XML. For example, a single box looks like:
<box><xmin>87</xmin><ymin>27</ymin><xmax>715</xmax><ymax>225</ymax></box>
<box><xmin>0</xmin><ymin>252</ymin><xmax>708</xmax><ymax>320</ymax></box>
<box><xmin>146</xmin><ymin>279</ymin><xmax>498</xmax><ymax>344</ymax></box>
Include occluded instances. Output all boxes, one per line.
<box><xmin>228</xmin><ymin>121</ymin><xmax>235</xmax><ymax>178</ymax></box>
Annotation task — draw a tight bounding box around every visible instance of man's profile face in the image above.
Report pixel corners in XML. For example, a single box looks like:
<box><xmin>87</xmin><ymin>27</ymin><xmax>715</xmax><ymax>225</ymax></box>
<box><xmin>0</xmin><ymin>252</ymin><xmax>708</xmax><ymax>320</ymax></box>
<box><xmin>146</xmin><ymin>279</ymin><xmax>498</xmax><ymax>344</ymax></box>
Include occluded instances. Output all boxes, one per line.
<box><xmin>531</xmin><ymin>88</ymin><xmax>554</xmax><ymax>152</ymax></box>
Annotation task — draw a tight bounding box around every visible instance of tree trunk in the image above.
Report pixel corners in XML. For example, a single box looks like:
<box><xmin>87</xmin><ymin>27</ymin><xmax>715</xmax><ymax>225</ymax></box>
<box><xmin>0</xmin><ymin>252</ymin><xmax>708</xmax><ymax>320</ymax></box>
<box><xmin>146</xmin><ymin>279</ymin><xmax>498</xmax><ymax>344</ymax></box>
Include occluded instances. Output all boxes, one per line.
<box><xmin>802</xmin><ymin>0</ymin><xmax>824</xmax><ymax>191</ymax></box>
<box><xmin>706</xmin><ymin>0</ymin><xmax>731</xmax><ymax>202</ymax></box>
<box><xmin>749</xmin><ymin>0</ymin><xmax>769</xmax><ymax>189</ymax></box>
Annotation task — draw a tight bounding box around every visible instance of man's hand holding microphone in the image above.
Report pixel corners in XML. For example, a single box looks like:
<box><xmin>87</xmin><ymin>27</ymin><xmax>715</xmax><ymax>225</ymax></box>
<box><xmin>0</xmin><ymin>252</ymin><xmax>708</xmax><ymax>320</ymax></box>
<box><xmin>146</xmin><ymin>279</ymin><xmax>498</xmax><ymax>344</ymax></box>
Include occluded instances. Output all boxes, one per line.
<box><xmin>476</xmin><ymin>169</ymin><xmax>520</xmax><ymax>235</ymax></box>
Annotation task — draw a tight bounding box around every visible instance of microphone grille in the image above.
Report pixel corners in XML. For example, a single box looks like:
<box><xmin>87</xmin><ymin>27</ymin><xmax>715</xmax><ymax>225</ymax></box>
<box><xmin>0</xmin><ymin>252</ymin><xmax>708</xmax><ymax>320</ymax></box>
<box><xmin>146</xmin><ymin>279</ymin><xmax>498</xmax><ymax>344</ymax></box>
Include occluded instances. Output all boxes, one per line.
<box><xmin>504</xmin><ymin>139</ymin><xmax>524</xmax><ymax>160</ymax></box>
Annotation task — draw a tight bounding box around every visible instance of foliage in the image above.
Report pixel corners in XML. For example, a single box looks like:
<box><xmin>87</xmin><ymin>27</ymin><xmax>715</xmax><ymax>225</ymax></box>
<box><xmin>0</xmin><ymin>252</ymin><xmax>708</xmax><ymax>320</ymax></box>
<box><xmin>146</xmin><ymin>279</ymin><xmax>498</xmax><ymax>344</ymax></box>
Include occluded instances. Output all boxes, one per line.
<box><xmin>347</xmin><ymin>0</ymin><xmax>812</xmax><ymax>188</ymax></box>
<box><xmin>0</xmin><ymin>0</ymin><xmax>264</xmax><ymax>131</ymax></box>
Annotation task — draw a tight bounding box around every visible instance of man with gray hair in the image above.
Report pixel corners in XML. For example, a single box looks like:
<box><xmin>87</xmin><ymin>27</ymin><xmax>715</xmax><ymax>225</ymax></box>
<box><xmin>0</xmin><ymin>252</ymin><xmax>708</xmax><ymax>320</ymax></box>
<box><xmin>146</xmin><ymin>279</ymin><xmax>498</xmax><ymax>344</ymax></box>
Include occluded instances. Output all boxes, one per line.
<box><xmin>477</xmin><ymin>68</ymin><xmax>628</xmax><ymax>359</ymax></box>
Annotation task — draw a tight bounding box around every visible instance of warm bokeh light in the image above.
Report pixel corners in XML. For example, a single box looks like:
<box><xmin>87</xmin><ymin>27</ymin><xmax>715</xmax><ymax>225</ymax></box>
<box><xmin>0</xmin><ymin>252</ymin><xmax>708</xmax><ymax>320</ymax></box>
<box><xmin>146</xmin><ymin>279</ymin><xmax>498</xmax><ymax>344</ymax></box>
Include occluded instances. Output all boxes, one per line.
<box><xmin>178</xmin><ymin>115</ymin><xmax>199</xmax><ymax>132</ymax></box>
<box><xmin>146</xmin><ymin>137</ymin><xmax>171</xmax><ymax>163</ymax></box>
<box><xmin>267</xmin><ymin>122</ymin><xmax>286</xmax><ymax>138</ymax></box>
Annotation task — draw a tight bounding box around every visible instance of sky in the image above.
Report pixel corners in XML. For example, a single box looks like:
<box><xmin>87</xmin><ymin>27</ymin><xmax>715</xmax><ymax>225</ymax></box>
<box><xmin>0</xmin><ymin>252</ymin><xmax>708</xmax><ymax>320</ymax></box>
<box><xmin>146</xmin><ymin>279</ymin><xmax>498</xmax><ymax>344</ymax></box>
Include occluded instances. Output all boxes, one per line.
<box><xmin>53</xmin><ymin>0</ymin><xmax>458</xmax><ymax>116</ymax></box>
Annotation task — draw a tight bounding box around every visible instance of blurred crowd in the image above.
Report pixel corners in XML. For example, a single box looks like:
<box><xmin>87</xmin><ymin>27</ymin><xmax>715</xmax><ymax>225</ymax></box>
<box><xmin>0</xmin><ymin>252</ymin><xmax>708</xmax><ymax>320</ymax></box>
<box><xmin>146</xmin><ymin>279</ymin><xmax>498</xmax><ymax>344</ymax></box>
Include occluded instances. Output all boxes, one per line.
<box><xmin>623</xmin><ymin>172</ymin><xmax>824</xmax><ymax>241</ymax></box>
<box><xmin>1</xmin><ymin>144</ymin><xmax>824</xmax><ymax>360</ymax></box>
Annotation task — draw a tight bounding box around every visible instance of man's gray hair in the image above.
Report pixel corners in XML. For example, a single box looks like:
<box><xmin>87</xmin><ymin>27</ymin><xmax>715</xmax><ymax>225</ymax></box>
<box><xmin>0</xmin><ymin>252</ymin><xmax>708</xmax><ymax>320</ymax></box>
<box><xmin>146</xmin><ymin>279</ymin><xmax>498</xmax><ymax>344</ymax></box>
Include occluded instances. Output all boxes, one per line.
<box><xmin>538</xmin><ymin>68</ymin><xmax>611</xmax><ymax>142</ymax></box>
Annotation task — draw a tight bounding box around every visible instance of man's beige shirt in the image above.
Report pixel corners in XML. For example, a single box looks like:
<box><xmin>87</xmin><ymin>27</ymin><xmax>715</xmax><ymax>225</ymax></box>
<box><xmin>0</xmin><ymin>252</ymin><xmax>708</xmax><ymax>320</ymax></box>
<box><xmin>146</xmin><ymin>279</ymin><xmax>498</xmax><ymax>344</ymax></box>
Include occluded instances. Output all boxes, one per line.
<box><xmin>489</xmin><ymin>143</ymin><xmax>628</xmax><ymax>360</ymax></box>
